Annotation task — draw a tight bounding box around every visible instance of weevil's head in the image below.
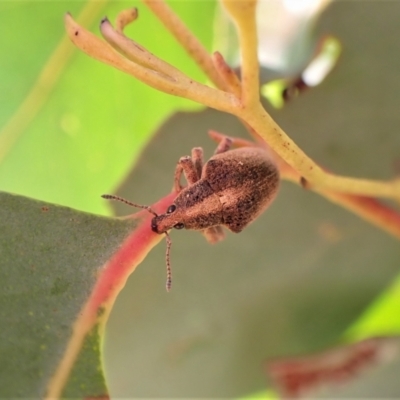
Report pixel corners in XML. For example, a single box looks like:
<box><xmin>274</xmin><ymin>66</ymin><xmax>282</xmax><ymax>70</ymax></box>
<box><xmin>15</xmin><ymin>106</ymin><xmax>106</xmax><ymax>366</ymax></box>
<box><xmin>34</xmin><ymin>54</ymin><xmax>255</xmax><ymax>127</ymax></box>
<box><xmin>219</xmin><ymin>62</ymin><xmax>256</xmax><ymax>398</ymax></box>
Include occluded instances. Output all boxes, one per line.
<box><xmin>151</xmin><ymin>204</ymin><xmax>185</xmax><ymax>234</ymax></box>
<box><xmin>151</xmin><ymin>183</ymin><xmax>223</xmax><ymax>234</ymax></box>
<box><xmin>100</xmin><ymin>193</ymin><xmax>176</xmax><ymax>291</ymax></box>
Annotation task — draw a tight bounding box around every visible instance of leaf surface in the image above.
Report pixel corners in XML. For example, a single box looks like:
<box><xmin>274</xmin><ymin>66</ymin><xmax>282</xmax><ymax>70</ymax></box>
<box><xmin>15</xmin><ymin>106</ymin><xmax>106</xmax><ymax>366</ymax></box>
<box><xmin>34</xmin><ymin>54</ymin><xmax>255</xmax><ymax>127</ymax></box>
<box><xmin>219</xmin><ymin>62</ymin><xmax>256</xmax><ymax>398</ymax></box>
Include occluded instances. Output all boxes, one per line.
<box><xmin>0</xmin><ymin>192</ymin><xmax>127</xmax><ymax>396</ymax></box>
<box><xmin>0</xmin><ymin>0</ymin><xmax>215</xmax><ymax>214</ymax></box>
<box><xmin>0</xmin><ymin>191</ymin><xmax>175</xmax><ymax>397</ymax></box>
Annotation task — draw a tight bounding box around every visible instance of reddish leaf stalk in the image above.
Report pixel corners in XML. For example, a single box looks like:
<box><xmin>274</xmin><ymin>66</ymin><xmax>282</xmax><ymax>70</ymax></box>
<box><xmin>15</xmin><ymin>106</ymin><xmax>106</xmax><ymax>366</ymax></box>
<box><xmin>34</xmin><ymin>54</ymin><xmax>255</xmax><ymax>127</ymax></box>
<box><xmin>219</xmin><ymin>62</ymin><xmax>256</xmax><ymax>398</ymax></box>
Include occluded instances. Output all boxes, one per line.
<box><xmin>320</xmin><ymin>191</ymin><xmax>400</xmax><ymax>239</ymax></box>
<box><xmin>280</xmin><ymin>162</ymin><xmax>400</xmax><ymax>239</ymax></box>
<box><xmin>45</xmin><ymin>192</ymin><xmax>176</xmax><ymax>399</ymax></box>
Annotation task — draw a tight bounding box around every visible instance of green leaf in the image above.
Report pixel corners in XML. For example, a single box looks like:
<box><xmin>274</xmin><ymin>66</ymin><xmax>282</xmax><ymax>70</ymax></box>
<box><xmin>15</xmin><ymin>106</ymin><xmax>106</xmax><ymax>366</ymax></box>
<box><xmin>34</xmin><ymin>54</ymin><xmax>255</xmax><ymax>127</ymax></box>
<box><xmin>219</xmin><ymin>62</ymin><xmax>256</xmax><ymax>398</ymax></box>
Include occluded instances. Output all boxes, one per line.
<box><xmin>2</xmin><ymin>0</ymin><xmax>400</xmax><ymax>398</ymax></box>
<box><xmin>0</xmin><ymin>0</ymin><xmax>215</xmax><ymax>214</ymax></box>
<box><xmin>0</xmin><ymin>190</ymin><xmax>176</xmax><ymax>397</ymax></box>
<box><xmin>0</xmin><ymin>192</ymin><xmax>131</xmax><ymax>397</ymax></box>
<box><xmin>0</xmin><ymin>1</ymin><xmax>218</xmax><ymax>397</ymax></box>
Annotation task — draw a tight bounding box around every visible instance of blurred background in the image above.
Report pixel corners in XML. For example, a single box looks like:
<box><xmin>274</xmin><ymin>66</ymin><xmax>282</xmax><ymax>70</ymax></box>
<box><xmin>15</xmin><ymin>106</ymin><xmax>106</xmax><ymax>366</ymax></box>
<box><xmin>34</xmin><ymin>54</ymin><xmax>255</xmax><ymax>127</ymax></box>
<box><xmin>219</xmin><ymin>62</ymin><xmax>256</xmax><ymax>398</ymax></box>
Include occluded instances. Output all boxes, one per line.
<box><xmin>1</xmin><ymin>0</ymin><xmax>400</xmax><ymax>397</ymax></box>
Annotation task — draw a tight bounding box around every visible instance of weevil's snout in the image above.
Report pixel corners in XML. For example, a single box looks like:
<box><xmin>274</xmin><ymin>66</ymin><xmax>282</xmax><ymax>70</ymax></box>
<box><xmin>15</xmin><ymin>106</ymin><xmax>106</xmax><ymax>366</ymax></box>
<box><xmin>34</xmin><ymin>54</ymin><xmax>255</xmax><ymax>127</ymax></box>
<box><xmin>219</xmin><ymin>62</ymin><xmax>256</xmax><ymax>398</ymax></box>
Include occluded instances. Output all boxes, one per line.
<box><xmin>151</xmin><ymin>204</ymin><xmax>185</xmax><ymax>234</ymax></box>
<box><xmin>153</xmin><ymin>214</ymin><xmax>176</xmax><ymax>233</ymax></box>
<box><xmin>151</xmin><ymin>214</ymin><xmax>172</xmax><ymax>234</ymax></box>
<box><xmin>151</xmin><ymin>213</ymin><xmax>176</xmax><ymax>234</ymax></box>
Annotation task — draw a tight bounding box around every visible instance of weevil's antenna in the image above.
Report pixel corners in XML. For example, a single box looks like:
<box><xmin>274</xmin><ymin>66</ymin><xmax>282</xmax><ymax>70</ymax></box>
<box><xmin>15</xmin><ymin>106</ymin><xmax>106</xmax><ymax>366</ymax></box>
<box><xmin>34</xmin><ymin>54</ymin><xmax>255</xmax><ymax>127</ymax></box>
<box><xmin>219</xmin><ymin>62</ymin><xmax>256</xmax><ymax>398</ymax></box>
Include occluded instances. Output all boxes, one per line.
<box><xmin>101</xmin><ymin>194</ymin><xmax>173</xmax><ymax>292</ymax></box>
<box><xmin>101</xmin><ymin>194</ymin><xmax>157</xmax><ymax>216</ymax></box>
<box><xmin>164</xmin><ymin>231</ymin><xmax>172</xmax><ymax>292</ymax></box>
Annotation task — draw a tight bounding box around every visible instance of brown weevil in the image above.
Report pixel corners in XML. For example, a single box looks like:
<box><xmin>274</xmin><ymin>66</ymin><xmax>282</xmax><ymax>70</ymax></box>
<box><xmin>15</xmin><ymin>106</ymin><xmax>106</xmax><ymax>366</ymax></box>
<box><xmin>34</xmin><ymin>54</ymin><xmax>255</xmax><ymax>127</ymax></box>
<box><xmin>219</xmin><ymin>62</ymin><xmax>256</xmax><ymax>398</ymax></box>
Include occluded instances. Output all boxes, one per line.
<box><xmin>102</xmin><ymin>135</ymin><xmax>280</xmax><ymax>291</ymax></box>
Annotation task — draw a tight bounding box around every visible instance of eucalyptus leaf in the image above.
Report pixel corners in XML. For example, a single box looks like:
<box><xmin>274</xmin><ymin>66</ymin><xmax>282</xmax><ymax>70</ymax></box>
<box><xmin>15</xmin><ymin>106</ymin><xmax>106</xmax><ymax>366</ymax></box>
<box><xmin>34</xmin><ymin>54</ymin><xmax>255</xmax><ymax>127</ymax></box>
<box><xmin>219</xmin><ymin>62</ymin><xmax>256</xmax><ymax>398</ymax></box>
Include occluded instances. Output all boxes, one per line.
<box><xmin>0</xmin><ymin>192</ymin><xmax>136</xmax><ymax>397</ymax></box>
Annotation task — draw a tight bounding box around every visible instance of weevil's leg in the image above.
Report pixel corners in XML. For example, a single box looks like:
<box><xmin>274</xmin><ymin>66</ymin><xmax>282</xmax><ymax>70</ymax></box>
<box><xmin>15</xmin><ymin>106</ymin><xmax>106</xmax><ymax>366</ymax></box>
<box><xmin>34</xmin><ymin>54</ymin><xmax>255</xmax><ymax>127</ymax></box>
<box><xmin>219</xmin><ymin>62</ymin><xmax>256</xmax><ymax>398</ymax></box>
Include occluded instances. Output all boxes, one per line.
<box><xmin>209</xmin><ymin>130</ymin><xmax>257</xmax><ymax>148</ymax></box>
<box><xmin>174</xmin><ymin>156</ymin><xmax>198</xmax><ymax>193</ymax></box>
<box><xmin>174</xmin><ymin>162</ymin><xmax>185</xmax><ymax>192</ymax></box>
<box><xmin>214</xmin><ymin>136</ymin><xmax>233</xmax><ymax>155</ymax></box>
<box><xmin>203</xmin><ymin>226</ymin><xmax>225</xmax><ymax>244</ymax></box>
<box><xmin>191</xmin><ymin>147</ymin><xmax>204</xmax><ymax>179</ymax></box>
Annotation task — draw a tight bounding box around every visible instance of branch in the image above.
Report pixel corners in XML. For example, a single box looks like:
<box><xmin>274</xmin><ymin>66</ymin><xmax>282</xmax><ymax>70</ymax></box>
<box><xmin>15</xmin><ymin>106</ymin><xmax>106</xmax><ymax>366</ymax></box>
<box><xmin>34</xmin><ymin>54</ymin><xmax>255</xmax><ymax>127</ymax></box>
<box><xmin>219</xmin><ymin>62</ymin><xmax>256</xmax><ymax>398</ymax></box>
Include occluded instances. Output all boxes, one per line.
<box><xmin>220</xmin><ymin>0</ymin><xmax>400</xmax><ymax>202</ymax></box>
<box><xmin>221</xmin><ymin>0</ymin><xmax>260</xmax><ymax>106</ymax></box>
<box><xmin>65</xmin><ymin>13</ymin><xmax>239</xmax><ymax>113</ymax></box>
<box><xmin>142</xmin><ymin>0</ymin><xmax>230</xmax><ymax>91</ymax></box>
<box><xmin>237</xmin><ymin>102</ymin><xmax>400</xmax><ymax>199</ymax></box>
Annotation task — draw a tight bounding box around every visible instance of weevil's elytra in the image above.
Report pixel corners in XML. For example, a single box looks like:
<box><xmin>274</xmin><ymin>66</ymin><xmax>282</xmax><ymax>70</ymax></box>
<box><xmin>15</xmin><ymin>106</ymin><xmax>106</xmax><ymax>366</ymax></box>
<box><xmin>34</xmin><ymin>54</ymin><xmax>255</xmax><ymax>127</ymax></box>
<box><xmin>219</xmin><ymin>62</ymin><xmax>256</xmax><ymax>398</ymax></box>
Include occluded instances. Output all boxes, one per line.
<box><xmin>103</xmin><ymin>135</ymin><xmax>280</xmax><ymax>291</ymax></box>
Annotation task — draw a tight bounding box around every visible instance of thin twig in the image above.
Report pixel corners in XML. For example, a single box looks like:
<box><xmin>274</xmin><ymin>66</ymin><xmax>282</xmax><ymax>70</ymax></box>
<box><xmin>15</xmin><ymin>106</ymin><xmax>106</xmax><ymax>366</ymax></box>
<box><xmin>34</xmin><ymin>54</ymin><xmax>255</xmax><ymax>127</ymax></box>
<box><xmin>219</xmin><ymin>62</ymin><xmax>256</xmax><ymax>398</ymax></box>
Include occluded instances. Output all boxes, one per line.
<box><xmin>65</xmin><ymin>13</ymin><xmax>239</xmax><ymax>113</ymax></box>
<box><xmin>220</xmin><ymin>0</ymin><xmax>400</xmax><ymax>200</ymax></box>
<box><xmin>115</xmin><ymin>7</ymin><xmax>138</xmax><ymax>33</ymax></box>
<box><xmin>212</xmin><ymin>51</ymin><xmax>242</xmax><ymax>97</ymax></box>
<box><xmin>221</xmin><ymin>0</ymin><xmax>259</xmax><ymax>106</ymax></box>
<box><xmin>100</xmin><ymin>16</ymin><xmax>181</xmax><ymax>79</ymax></box>
<box><xmin>142</xmin><ymin>0</ymin><xmax>229</xmax><ymax>91</ymax></box>
<box><xmin>237</xmin><ymin>102</ymin><xmax>400</xmax><ymax>199</ymax></box>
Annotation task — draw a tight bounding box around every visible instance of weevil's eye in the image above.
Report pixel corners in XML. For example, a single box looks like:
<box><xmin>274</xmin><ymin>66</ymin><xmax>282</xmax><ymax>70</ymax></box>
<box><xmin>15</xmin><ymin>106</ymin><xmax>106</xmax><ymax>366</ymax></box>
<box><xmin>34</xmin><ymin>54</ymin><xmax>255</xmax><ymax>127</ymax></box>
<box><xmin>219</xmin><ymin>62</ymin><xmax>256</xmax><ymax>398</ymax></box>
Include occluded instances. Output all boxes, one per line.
<box><xmin>174</xmin><ymin>222</ymin><xmax>184</xmax><ymax>229</ymax></box>
<box><xmin>167</xmin><ymin>204</ymin><xmax>176</xmax><ymax>214</ymax></box>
